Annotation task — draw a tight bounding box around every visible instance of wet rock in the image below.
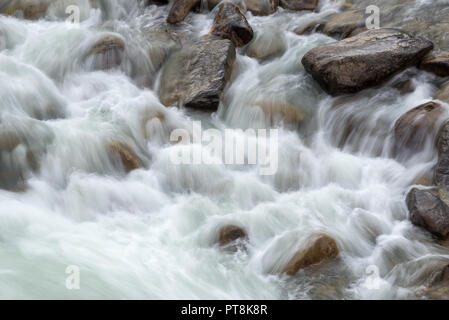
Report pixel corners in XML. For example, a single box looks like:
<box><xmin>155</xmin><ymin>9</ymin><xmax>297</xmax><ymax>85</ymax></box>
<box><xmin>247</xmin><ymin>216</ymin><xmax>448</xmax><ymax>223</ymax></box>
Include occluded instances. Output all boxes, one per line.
<box><xmin>301</xmin><ymin>29</ymin><xmax>434</xmax><ymax>96</ymax></box>
<box><xmin>1</xmin><ymin>0</ymin><xmax>49</xmax><ymax>20</ymax></box>
<box><xmin>166</xmin><ymin>0</ymin><xmax>200</xmax><ymax>24</ymax></box>
<box><xmin>321</xmin><ymin>10</ymin><xmax>365</xmax><ymax>39</ymax></box>
<box><xmin>420</xmin><ymin>53</ymin><xmax>449</xmax><ymax>78</ymax></box>
<box><xmin>142</xmin><ymin>27</ymin><xmax>179</xmax><ymax>73</ymax></box>
<box><xmin>255</xmin><ymin>100</ymin><xmax>305</xmax><ymax>124</ymax></box>
<box><xmin>157</xmin><ymin>39</ymin><xmax>235</xmax><ymax>111</ymax></box>
<box><xmin>435</xmin><ymin>120</ymin><xmax>449</xmax><ymax>189</ymax></box>
<box><xmin>393</xmin><ymin>79</ymin><xmax>415</xmax><ymax>95</ymax></box>
<box><xmin>207</xmin><ymin>0</ymin><xmax>222</xmax><ymax>10</ymax></box>
<box><xmin>279</xmin><ymin>0</ymin><xmax>317</xmax><ymax>12</ymax></box>
<box><xmin>210</xmin><ymin>3</ymin><xmax>253</xmax><ymax>47</ymax></box>
<box><xmin>109</xmin><ymin>142</ymin><xmax>142</xmax><ymax>173</ymax></box>
<box><xmin>424</xmin><ymin>264</ymin><xmax>449</xmax><ymax>300</ymax></box>
<box><xmin>85</xmin><ymin>35</ymin><xmax>125</xmax><ymax>71</ymax></box>
<box><xmin>244</xmin><ymin>0</ymin><xmax>277</xmax><ymax>16</ymax></box>
<box><xmin>394</xmin><ymin>102</ymin><xmax>443</xmax><ymax>152</ymax></box>
<box><xmin>283</xmin><ymin>234</ymin><xmax>339</xmax><ymax>276</ymax></box>
<box><xmin>406</xmin><ymin>188</ymin><xmax>449</xmax><ymax>239</ymax></box>
<box><xmin>247</xmin><ymin>29</ymin><xmax>287</xmax><ymax>59</ymax></box>
<box><xmin>412</xmin><ymin>170</ymin><xmax>434</xmax><ymax>187</ymax></box>
<box><xmin>293</xmin><ymin>19</ymin><xmax>325</xmax><ymax>36</ymax></box>
<box><xmin>435</xmin><ymin>82</ymin><xmax>449</xmax><ymax>104</ymax></box>
<box><xmin>218</xmin><ymin>225</ymin><xmax>248</xmax><ymax>249</ymax></box>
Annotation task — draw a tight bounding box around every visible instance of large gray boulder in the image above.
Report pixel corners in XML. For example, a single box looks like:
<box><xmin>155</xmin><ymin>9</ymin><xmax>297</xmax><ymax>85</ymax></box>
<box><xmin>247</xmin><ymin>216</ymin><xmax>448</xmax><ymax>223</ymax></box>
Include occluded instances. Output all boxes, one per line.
<box><xmin>157</xmin><ymin>39</ymin><xmax>236</xmax><ymax>110</ymax></box>
<box><xmin>406</xmin><ymin>188</ymin><xmax>449</xmax><ymax>239</ymax></box>
<box><xmin>210</xmin><ymin>3</ymin><xmax>253</xmax><ymax>47</ymax></box>
<box><xmin>301</xmin><ymin>29</ymin><xmax>433</xmax><ymax>96</ymax></box>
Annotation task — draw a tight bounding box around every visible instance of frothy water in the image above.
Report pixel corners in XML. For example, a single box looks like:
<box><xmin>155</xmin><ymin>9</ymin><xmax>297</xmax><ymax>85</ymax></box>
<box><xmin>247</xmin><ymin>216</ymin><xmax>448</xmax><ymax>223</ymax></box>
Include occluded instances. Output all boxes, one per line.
<box><xmin>0</xmin><ymin>0</ymin><xmax>448</xmax><ymax>299</ymax></box>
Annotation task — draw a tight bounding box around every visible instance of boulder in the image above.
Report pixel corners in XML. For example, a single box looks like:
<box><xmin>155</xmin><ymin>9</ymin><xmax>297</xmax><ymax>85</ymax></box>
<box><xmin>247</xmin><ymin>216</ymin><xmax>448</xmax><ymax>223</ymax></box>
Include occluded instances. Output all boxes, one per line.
<box><xmin>420</xmin><ymin>53</ymin><xmax>449</xmax><ymax>78</ymax></box>
<box><xmin>218</xmin><ymin>225</ymin><xmax>248</xmax><ymax>249</ymax></box>
<box><xmin>166</xmin><ymin>0</ymin><xmax>200</xmax><ymax>24</ymax></box>
<box><xmin>283</xmin><ymin>234</ymin><xmax>339</xmax><ymax>276</ymax></box>
<box><xmin>157</xmin><ymin>39</ymin><xmax>236</xmax><ymax>111</ymax></box>
<box><xmin>394</xmin><ymin>101</ymin><xmax>443</xmax><ymax>152</ymax></box>
<box><xmin>1</xmin><ymin>0</ymin><xmax>49</xmax><ymax>20</ymax></box>
<box><xmin>85</xmin><ymin>35</ymin><xmax>125</xmax><ymax>71</ymax></box>
<box><xmin>301</xmin><ymin>29</ymin><xmax>434</xmax><ymax>96</ymax></box>
<box><xmin>244</xmin><ymin>0</ymin><xmax>277</xmax><ymax>16</ymax></box>
<box><xmin>406</xmin><ymin>188</ymin><xmax>449</xmax><ymax>239</ymax></box>
<box><xmin>109</xmin><ymin>142</ymin><xmax>142</xmax><ymax>173</ymax></box>
<box><xmin>321</xmin><ymin>10</ymin><xmax>365</xmax><ymax>39</ymax></box>
<box><xmin>210</xmin><ymin>3</ymin><xmax>253</xmax><ymax>47</ymax></box>
<box><xmin>279</xmin><ymin>0</ymin><xmax>317</xmax><ymax>12</ymax></box>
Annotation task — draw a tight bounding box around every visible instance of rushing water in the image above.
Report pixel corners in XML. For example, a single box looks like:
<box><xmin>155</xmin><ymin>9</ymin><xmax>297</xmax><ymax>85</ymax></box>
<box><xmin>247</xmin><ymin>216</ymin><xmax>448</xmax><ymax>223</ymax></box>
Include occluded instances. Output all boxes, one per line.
<box><xmin>0</xmin><ymin>0</ymin><xmax>449</xmax><ymax>299</ymax></box>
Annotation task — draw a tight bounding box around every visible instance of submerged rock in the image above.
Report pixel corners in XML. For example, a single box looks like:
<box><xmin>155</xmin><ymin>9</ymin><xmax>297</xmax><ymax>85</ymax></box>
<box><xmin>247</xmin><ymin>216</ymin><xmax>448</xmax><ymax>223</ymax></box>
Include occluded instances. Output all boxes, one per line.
<box><xmin>420</xmin><ymin>53</ymin><xmax>449</xmax><ymax>78</ymax></box>
<box><xmin>435</xmin><ymin>82</ymin><xmax>449</xmax><ymax>104</ymax></box>
<box><xmin>321</xmin><ymin>10</ymin><xmax>365</xmax><ymax>39</ymax></box>
<box><xmin>394</xmin><ymin>101</ymin><xmax>443</xmax><ymax>153</ymax></box>
<box><xmin>302</xmin><ymin>29</ymin><xmax>434</xmax><ymax>96</ymax></box>
<box><xmin>85</xmin><ymin>35</ymin><xmax>125</xmax><ymax>71</ymax></box>
<box><xmin>283</xmin><ymin>234</ymin><xmax>339</xmax><ymax>276</ymax></box>
<box><xmin>423</xmin><ymin>264</ymin><xmax>449</xmax><ymax>300</ymax></box>
<box><xmin>218</xmin><ymin>225</ymin><xmax>248</xmax><ymax>250</ymax></box>
<box><xmin>1</xmin><ymin>0</ymin><xmax>49</xmax><ymax>20</ymax></box>
<box><xmin>406</xmin><ymin>188</ymin><xmax>449</xmax><ymax>239</ymax></box>
<box><xmin>244</xmin><ymin>0</ymin><xmax>277</xmax><ymax>16</ymax></box>
<box><xmin>210</xmin><ymin>3</ymin><xmax>253</xmax><ymax>47</ymax></box>
<box><xmin>109</xmin><ymin>142</ymin><xmax>142</xmax><ymax>173</ymax></box>
<box><xmin>166</xmin><ymin>0</ymin><xmax>200</xmax><ymax>24</ymax></box>
<box><xmin>279</xmin><ymin>0</ymin><xmax>317</xmax><ymax>12</ymax></box>
<box><xmin>157</xmin><ymin>39</ymin><xmax>235</xmax><ymax>111</ymax></box>
<box><xmin>247</xmin><ymin>28</ymin><xmax>287</xmax><ymax>59</ymax></box>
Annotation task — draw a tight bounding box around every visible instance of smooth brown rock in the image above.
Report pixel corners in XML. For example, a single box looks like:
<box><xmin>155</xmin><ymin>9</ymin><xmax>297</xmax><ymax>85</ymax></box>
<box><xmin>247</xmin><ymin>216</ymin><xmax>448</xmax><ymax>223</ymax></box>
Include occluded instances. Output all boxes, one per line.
<box><xmin>279</xmin><ymin>0</ymin><xmax>317</xmax><ymax>11</ymax></box>
<box><xmin>210</xmin><ymin>3</ymin><xmax>253</xmax><ymax>47</ymax></box>
<box><xmin>394</xmin><ymin>101</ymin><xmax>443</xmax><ymax>152</ymax></box>
<box><xmin>302</xmin><ymin>29</ymin><xmax>434</xmax><ymax>96</ymax></box>
<box><xmin>218</xmin><ymin>225</ymin><xmax>248</xmax><ymax>248</ymax></box>
<box><xmin>420</xmin><ymin>53</ymin><xmax>449</xmax><ymax>77</ymax></box>
<box><xmin>109</xmin><ymin>142</ymin><xmax>142</xmax><ymax>173</ymax></box>
<box><xmin>406</xmin><ymin>188</ymin><xmax>449</xmax><ymax>239</ymax></box>
<box><xmin>166</xmin><ymin>0</ymin><xmax>200</xmax><ymax>24</ymax></box>
<box><xmin>244</xmin><ymin>0</ymin><xmax>277</xmax><ymax>16</ymax></box>
<box><xmin>157</xmin><ymin>39</ymin><xmax>235</xmax><ymax>111</ymax></box>
<box><xmin>283</xmin><ymin>234</ymin><xmax>339</xmax><ymax>276</ymax></box>
<box><xmin>321</xmin><ymin>10</ymin><xmax>365</xmax><ymax>39</ymax></box>
<box><xmin>85</xmin><ymin>35</ymin><xmax>125</xmax><ymax>71</ymax></box>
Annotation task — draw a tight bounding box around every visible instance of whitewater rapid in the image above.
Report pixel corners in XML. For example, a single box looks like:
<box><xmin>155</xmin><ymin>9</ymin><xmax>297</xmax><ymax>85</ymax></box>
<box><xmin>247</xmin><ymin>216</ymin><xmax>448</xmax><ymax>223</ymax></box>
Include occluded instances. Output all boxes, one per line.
<box><xmin>0</xmin><ymin>0</ymin><xmax>448</xmax><ymax>299</ymax></box>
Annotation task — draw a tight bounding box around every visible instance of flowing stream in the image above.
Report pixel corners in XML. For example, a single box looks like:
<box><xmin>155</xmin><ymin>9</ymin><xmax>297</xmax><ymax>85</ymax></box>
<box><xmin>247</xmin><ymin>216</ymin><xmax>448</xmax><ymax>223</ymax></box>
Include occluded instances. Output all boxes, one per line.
<box><xmin>0</xmin><ymin>0</ymin><xmax>448</xmax><ymax>299</ymax></box>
